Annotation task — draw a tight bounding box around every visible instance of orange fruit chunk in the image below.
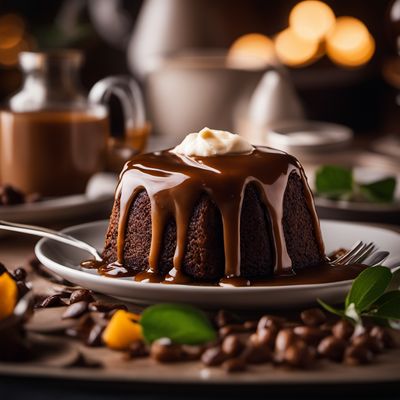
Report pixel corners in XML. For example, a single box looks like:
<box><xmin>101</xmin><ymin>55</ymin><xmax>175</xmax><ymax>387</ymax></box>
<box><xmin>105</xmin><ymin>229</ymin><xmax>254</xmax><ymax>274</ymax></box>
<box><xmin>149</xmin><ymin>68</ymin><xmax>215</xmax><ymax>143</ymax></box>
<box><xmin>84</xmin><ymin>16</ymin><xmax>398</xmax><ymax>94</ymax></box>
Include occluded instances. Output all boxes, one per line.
<box><xmin>0</xmin><ymin>273</ymin><xmax>18</xmax><ymax>320</ymax></box>
<box><xmin>102</xmin><ymin>310</ymin><xmax>143</xmax><ymax>350</ymax></box>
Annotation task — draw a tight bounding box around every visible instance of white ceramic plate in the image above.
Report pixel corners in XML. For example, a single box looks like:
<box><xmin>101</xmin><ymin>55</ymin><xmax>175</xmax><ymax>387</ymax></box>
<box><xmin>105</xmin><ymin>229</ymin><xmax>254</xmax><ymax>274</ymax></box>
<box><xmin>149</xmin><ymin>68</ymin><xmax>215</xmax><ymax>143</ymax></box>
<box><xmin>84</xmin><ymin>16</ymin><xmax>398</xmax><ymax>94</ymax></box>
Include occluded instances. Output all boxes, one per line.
<box><xmin>35</xmin><ymin>220</ymin><xmax>400</xmax><ymax>309</ymax></box>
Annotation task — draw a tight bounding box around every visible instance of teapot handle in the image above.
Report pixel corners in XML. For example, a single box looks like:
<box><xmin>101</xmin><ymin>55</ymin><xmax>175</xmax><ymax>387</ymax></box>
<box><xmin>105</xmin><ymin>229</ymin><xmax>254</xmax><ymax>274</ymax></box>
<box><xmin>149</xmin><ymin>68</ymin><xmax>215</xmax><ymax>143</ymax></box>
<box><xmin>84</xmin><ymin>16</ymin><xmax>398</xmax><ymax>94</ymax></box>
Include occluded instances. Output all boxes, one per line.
<box><xmin>89</xmin><ymin>75</ymin><xmax>146</xmax><ymax>135</ymax></box>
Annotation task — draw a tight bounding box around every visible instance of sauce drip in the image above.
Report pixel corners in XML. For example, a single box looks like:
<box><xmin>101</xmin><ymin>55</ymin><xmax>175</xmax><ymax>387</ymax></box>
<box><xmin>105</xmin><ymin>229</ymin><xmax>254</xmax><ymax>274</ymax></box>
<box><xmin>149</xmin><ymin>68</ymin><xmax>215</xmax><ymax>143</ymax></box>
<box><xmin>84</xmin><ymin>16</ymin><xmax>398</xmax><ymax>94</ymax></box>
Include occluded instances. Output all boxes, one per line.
<box><xmin>111</xmin><ymin>146</ymin><xmax>324</xmax><ymax>278</ymax></box>
<box><xmin>81</xmin><ymin>259</ymin><xmax>367</xmax><ymax>287</ymax></box>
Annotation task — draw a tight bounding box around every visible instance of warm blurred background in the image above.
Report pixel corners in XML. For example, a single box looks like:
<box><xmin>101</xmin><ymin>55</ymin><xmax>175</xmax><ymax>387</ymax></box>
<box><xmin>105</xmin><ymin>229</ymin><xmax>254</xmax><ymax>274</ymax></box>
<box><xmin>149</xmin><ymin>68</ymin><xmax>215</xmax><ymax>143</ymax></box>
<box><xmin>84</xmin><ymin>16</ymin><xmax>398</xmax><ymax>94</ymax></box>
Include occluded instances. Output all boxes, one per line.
<box><xmin>0</xmin><ymin>0</ymin><xmax>399</xmax><ymax>137</ymax></box>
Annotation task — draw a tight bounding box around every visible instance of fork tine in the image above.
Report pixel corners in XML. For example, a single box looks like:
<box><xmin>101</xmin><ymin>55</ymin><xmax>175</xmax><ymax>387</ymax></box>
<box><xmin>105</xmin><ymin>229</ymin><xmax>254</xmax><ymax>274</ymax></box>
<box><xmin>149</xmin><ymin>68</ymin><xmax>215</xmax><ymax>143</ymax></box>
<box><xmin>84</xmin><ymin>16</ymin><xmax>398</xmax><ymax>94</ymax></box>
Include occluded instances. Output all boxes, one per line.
<box><xmin>334</xmin><ymin>241</ymin><xmax>363</xmax><ymax>264</ymax></box>
<box><xmin>347</xmin><ymin>242</ymin><xmax>376</xmax><ymax>264</ymax></box>
<box><xmin>340</xmin><ymin>242</ymin><xmax>369</xmax><ymax>265</ymax></box>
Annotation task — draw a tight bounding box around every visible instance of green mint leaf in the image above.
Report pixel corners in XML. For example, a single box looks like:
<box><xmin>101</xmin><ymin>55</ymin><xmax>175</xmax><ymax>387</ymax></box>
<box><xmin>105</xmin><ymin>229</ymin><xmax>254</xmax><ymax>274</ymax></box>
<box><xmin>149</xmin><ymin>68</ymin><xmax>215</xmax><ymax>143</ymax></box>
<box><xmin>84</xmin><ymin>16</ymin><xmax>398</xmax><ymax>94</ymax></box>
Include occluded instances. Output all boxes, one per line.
<box><xmin>315</xmin><ymin>165</ymin><xmax>353</xmax><ymax>199</ymax></box>
<box><xmin>368</xmin><ymin>291</ymin><xmax>400</xmax><ymax>320</ymax></box>
<box><xmin>345</xmin><ymin>266</ymin><xmax>392</xmax><ymax>312</ymax></box>
<box><xmin>140</xmin><ymin>303</ymin><xmax>216</xmax><ymax>345</ymax></box>
<box><xmin>317</xmin><ymin>299</ymin><xmax>346</xmax><ymax>318</ymax></box>
<box><xmin>360</xmin><ymin>177</ymin><xmax>396</xmax><ymax>203</ymax></box>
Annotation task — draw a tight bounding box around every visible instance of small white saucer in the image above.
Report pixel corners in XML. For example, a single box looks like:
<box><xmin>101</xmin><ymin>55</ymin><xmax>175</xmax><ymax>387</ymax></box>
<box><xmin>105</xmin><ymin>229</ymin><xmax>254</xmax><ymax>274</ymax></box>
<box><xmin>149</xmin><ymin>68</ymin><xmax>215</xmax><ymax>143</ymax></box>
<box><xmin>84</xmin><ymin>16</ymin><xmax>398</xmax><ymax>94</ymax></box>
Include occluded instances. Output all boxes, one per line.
<box><xmin>34</xmin><ymin>220</ymin><xmax>400</xmax><ymax>309</ymax></box>
<box><xmin>0</xmin><ymin>173</ymin><xmax>117</xmax><ymax>224</ymax></box>
<box><xmin>268</xmin><ymin>120</ymin><xmax>353</xmax><ymax>153</ymax></box>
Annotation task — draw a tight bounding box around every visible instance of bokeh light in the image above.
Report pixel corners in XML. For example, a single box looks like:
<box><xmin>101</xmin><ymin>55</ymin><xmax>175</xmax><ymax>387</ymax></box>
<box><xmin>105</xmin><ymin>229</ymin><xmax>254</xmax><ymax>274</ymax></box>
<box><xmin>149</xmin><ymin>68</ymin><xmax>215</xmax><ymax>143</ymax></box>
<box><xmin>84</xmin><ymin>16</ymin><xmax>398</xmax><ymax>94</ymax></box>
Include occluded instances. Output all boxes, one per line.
<box><xmin>0</xmin><ymin>14</ymin><xmax>25</xmax><ymax>49</ymax></box>
<box><xmin>227</xmin><ymin>33</ymin><xmax>275</xmax><ymax>69</ymax></box>
<box><xmin>326</xmin><ymin>17</ymin><xmax>375</xmax><ymax>67</ymax></box>
<box><xmin>274</xmin><ymin>28</ymin><xmax>321</xmax><ymax>67</ymax></box>
<box><xmin>0</xmin><ymin>13</ymin><xmax>34</xmax><ymax>68</ymax></box>
<box><xmin>289</xmin><ymin>1</ymin><xmax>336</xmax><ymax>41</ymax></box>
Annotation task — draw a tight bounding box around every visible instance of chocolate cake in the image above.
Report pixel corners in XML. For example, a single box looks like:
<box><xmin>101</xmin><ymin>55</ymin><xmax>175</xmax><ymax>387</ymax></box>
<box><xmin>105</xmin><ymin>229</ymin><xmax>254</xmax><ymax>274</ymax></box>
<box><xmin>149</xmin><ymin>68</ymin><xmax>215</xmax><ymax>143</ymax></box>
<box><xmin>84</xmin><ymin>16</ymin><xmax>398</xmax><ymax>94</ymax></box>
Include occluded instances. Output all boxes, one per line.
<box><xmin>101</xmin><ymin>138</ymin><xmax>325</xmax><ymax>285</ymax></box>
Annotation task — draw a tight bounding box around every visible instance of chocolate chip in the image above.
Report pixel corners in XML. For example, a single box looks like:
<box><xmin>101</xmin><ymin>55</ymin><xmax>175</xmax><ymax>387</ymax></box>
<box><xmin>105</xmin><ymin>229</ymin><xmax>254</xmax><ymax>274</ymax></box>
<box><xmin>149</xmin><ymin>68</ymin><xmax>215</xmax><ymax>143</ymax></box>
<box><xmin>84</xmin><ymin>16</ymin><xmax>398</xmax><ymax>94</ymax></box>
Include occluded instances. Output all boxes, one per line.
<box><xmin>0</xmin><ymin>185</ymin><xmax>25</xmax><ymax>205</ymax></box>
<box><xmin>86</xmin><ymin>324</ymin><xmax>105</xmax><ymax>347</ymax></box>
<box><xmin>221</xmin><ymin>335</ymin><xmax>244</xmax><ymax>357</ymax></box>
<box><xmin>201</xmin><ymin>346</ymin><xmax>227</xmax><ymax>366</ymax></box>
<box><xmin>150</xmin><ymin>338</ymin><xmax>184</xmax><ymax>363</ymax></box>
<box><xmin>300</xmin><ymin>308</ymin><xmax>327</xmax><ymax>327</ymax></box>
<box><xmin>62</xmin><ymin>301</ymin><xmax>89</xmax><ymax>319</ymax></box>
<box><xmin>88</xmin><ymin>302</ymin><xmax>127</xmax><ymax>313</ymax></box>
<box><xmin>70</xmin><ymin>289</ymin><xmax>94</xmax><ymax>304</ymax></box>
<box><xmin>332</xmin><ymin>319</ymin><xmax>354</xmax><ymax>340</ymax></box>
<box><xmin>344</xmin><ymin>345</ymin><xmax>374</xmax><ymax>366</ymax></box>
<box><xmin>317</xmin><ymin>335</ymin><xmax>346</xmax><ymax>362</ymax></box>
<box><xmin>222</xmin><ymin>358</ymin><xmax>246</xmax><ymax>372</ymax></box>
<box><xmin>12</xmin><ymin>267</ymin><xmax>27</xmax><ymax>282</ymax></box>
<box><xmin>37</xmin><ymin>294</ymin><xmax>67</xmax><ymax>308</ymax></box>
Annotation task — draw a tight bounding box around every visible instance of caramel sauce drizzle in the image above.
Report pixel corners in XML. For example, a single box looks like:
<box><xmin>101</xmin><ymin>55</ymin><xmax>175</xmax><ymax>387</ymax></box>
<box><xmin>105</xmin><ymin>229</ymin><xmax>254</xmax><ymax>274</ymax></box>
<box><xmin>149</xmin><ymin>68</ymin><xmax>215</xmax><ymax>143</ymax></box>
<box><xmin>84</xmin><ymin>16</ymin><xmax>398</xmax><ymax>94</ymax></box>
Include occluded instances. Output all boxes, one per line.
<box><xmin>113</xmin><ymin>146</ymin><xmax>325</xmax><ymax>280</ymax></box>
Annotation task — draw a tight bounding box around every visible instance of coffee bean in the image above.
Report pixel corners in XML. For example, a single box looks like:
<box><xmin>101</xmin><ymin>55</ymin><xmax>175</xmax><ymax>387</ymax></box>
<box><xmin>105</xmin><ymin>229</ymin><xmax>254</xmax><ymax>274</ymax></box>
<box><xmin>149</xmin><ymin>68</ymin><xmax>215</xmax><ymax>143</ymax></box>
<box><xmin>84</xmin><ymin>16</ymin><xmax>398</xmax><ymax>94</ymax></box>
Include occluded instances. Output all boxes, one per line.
<box><xmin>221</xmin><ymin>335</ymin><xmax>244</xmax><ymax>357</ymax></box>
<box><xmin>70</xmin><ymin>289</ymin><xmax>94</xmax><ymax>305</ymax></box>
<box><xmin>86</xmin><ymin>324</ymin><xmax>105</xmax><ymax>347</ymax></box>
<box><xmin>257</xmin><ymin>315</ymin><xmax>284</xmax><ymax>332</ymax></box>
<box><xmin>219</xmin><ymin>324</ymin><xmax>247</xmax><ymax>338</ymax></box>
<box><xmin>65</xmin><ymin>315</ymin><xmax>94</xmax><ymax>339</ymax></box>
<box><xmin>300</xmin><ymin>308</ymin><xmax>327</xmax><ymax>327</ymax></box>
<box><xmin>369</xmin><ymin>326</ymin><xmax>396</xmax><ymax>349</ymax></box>
<box><xmin>332</xmin><ymin>320</ymin><xmax>354</xmax><ymax>340</ymax></box>
<box><xmin>150</xmin><ymin>338</ymin><xmax>184</xmax><ymax>363</ymax></box>
<box><xmin>352</xmin><ymin>333</ymin><xmax>383</xmax><ymax>354</ymax></box>
<box><xmin>62</xmin><ymin>301</ymin><xmax>89</xmax><ymax>319</ymax></box>
<box><xmin>253</xmin><ymin>327</ymin><xmax>277</xmax><ymax>348</ymax></box>
<box><xmin>243</xmin><ymin>320</ymin><xmax>258</xmax><ymax>331</ymax></box>
<box><xmin>222</xmin><ymin>358</ymin><xmax>246</xmax><ymax>372</ymax></box>
<box><xmin>38</xmin><ymin>294</ymin><xmax>67</xmax><ymax>308</ymax></box>
<box><xmin>320</xmin><ymin>322</ymin><xmax>333</xmax><ymax>335</ymax></box>
<box><xmin>182</xmin><ymin>345</ymin><xmax>204</xmax><ymax>361</ymax></box>
<box><xmin>344</xmin><ymin>345</ymin><xmax>374</xmax><ymax>365</ymax></box>
<box><xmin>201</xmin><ymin>346</ymin><xmax>227</xmax><ymax>366</ymax></box>
<box><xmin>12</xmin><ymin>267</ymin><xmax>27</xmax><ymax>282</ymax></box>
<box><xmin>126</xmin><ymin>340</ymin><xmax>149</xmax><ymax>359</ymax></box>
<box><xmin>317</xmin><ymin>336</ymin><xmax>346</xmax><ymax>362</ymax></box>
<box><xmin>293</xmin><ymin>325</ymin><xmax>326</xmax><ymax>345</ymax></box>
<box><xmin>88</xmin><ymin>302</ymin><xmax>127</xmax><ymax>313</ymax></box>
<box><xmin>16</xmin><ymin>281</ymin><xmax>30</xmax><ymax>298</ymax></box>
<box><xmin>275</xmin><ymin>328</ymin><xmax>296</xmax><ymax>353</ymax></box>
<box><xmin>241</xmin><ymin>344</ymin><xmax>271</xmax><ymax>364</ymax></box>
<box><xmin>215</xmin><ymin>310</ymin><xmax>237</xmax><ymax>328</ymax></box>
<box><xmin>284</xmin><ymin>341</ymin><xmax>314</xmax><ymax>368</ymax></box>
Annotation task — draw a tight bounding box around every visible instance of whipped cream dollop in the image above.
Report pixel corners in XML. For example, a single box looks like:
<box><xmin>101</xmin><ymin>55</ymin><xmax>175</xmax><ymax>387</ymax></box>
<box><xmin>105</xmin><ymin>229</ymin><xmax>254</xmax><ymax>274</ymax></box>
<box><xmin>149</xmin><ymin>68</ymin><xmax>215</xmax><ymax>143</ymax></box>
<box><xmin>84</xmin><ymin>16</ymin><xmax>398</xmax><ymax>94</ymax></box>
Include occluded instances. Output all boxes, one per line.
<box><xmin>171</xmin><ymin>127</ymin><xmax>254</xmax><ymax>157</ymax></box>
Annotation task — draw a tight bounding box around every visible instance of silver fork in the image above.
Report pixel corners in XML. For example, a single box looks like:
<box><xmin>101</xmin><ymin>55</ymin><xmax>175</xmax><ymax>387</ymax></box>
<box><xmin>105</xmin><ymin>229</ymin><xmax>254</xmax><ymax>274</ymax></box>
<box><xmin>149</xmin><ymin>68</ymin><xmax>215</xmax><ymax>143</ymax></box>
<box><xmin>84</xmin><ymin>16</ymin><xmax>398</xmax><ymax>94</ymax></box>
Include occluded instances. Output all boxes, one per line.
<box><xmin>330</xmin><ymin>241</ymin><xmax>380</xmax><ymax>266</ymax></box>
